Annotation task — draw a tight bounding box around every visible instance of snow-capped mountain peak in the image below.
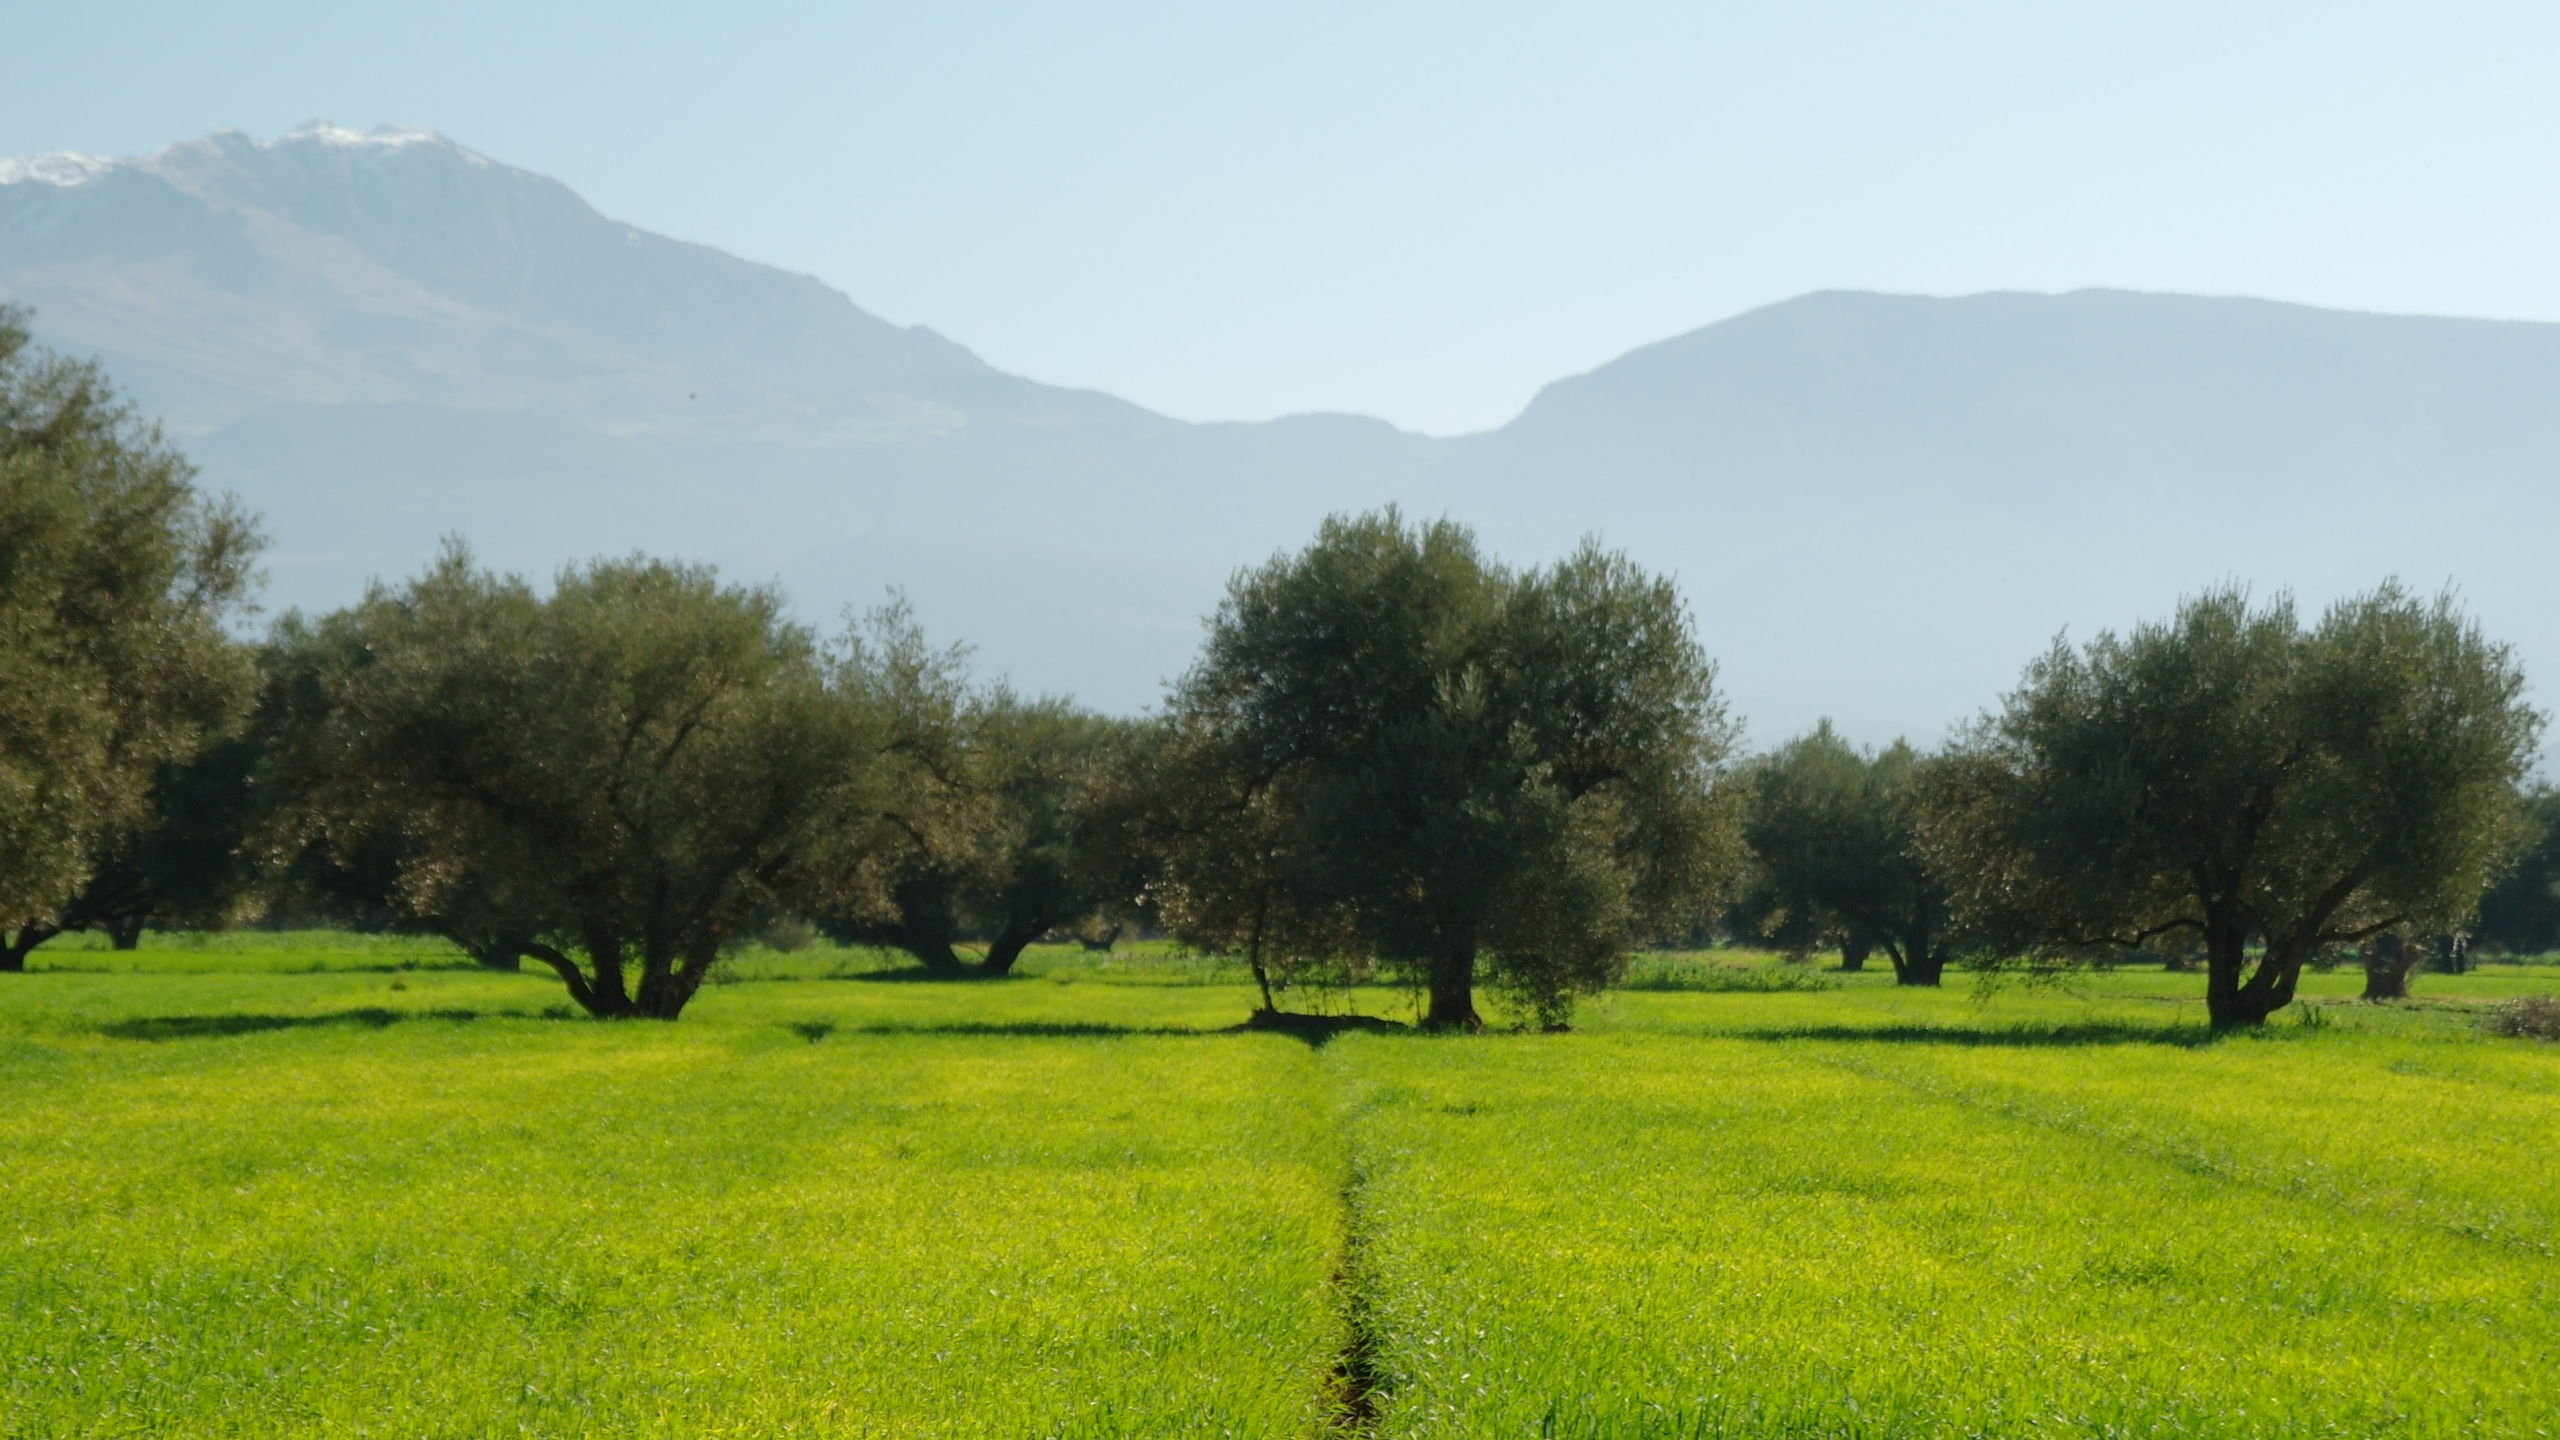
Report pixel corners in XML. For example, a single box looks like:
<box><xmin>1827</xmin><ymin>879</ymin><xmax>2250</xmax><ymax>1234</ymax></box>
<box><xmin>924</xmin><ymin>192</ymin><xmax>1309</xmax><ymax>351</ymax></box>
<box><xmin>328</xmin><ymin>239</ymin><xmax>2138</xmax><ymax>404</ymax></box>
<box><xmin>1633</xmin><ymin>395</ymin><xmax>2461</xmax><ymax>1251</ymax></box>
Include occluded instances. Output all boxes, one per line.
<box><xmin>0</xmin><ymin>150</ymin><xmax>120</xmax><ymax>187</ymax></box>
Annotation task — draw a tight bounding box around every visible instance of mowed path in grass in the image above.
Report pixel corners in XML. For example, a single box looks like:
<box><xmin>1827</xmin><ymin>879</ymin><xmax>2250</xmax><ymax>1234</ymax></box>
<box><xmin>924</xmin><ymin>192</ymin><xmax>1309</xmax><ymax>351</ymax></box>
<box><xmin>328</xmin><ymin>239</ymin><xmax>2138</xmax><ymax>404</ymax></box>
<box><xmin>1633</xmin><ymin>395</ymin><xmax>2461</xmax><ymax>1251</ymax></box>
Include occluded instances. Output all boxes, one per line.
<box><xmin>4</xmin><ymin>942</ymin><xmax>2559</xmax><ymax>1437</ymax></box>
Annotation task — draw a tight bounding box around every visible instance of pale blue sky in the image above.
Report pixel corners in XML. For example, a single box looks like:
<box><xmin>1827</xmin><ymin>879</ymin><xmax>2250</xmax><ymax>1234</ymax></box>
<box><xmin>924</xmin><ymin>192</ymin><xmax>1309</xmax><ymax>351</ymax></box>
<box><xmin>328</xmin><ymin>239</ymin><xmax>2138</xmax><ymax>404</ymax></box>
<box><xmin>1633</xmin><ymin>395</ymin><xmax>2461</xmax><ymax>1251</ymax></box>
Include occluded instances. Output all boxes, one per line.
<box><xmin>9</xmin><ymin>1</ymin><xmax>2557</xmax><ymax>435</ymax></box>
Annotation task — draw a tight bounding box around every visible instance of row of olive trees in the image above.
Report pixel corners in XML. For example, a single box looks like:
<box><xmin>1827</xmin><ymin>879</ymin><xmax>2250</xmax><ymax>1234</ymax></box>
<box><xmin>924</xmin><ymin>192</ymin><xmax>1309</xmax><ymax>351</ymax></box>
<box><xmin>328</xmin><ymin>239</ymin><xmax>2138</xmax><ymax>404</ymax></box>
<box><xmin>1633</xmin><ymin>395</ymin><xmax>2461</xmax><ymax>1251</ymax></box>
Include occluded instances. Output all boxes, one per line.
<box><xmin>0</xmin><ymin>309</ymin><xmax>261</xmax><ymax>969</ymax></box>
<box><xmin>6</xmin><ymin>312</ymin><xmax>2548</xmax><ymax>1030</ymax></box>
<box><xmin>7</xmin><ymin>503</ymin><xmax>1735</xmax><ymax>1029</ymax></box>
<box><xmin>0</xmin><ymin>320</ymin><xmax>1738</xmax><ymax>1029</ymax></box>
<box><xmin>1737</xmin><ymin>586</ymin><xmax>2546</xmax><ymax>1027</ymax></box>
<box><xmin>0</xmin><ymin>311</ymin><xmax>1147</xmax><ymax>1012</ymax></box>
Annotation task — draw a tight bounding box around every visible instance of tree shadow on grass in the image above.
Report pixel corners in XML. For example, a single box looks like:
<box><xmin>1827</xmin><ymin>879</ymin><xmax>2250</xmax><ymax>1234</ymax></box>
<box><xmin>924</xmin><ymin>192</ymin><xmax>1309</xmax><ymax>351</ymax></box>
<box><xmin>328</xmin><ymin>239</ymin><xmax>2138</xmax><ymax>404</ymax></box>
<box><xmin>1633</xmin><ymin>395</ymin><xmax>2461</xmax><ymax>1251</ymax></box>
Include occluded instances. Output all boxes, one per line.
<box><xmin>817</xmin><ymin>1013</ymin><xmax>1412</xmax><ymax>1047</ymax></box>
<box><xmin>97</xmin><ymin>1006</ymin><xmax>559</xmax><ymax>1041</ymax></box>
<box><xmin>1730</xmin><ymin>1021</ymin><xmax>2222</xmax><ymax>1050</ymax></box>
<box><xmin>829</xmin><ymin>1020</ymin><xmax>1219</xmax><ymax>1039</ymax></box>
<box><xmin>1231</xmin><ymin>1010</ymin><xmax>1411</xmax><ymax>1049</ymax></box>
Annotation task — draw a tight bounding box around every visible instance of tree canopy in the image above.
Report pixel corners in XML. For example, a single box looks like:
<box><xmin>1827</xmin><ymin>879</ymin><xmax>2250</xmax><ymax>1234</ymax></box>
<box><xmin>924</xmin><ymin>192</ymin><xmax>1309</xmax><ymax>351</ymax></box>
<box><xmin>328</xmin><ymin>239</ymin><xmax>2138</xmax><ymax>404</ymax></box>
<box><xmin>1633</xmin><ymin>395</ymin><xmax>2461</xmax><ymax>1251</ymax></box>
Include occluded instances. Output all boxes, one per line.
<box><xmin>1738</xmin><ymin>723</ymin><xmax>1959</xmax><ymax>984</ymax></box>
<box><xmin>1921</xmin><ymin>584</ymin><xmax>2542</xmax><ymax>1027</ymax></box>
<box><xmin>827</xmin><ymin>687</ymin><xmax>1132</xmax><ymax>977</ymax></box>
<box><xmin>266</xmin><ymin>546</ymin><xmax>929</xmax><ymax>1018</ymax></box>
<box><xmin>0</xmin><ymin>306</ymin><xmax>261</xmax><ymax>968</ymax></box>
<box><xmin>1160</xmin><ymin>510</ymin><xmax>1738</xmax><ymax>1029</ymax></box>
<box><xmin>2473</xmin><ymin>784</ymin><xmax>2560</xmax><ymax>957</ymax></box>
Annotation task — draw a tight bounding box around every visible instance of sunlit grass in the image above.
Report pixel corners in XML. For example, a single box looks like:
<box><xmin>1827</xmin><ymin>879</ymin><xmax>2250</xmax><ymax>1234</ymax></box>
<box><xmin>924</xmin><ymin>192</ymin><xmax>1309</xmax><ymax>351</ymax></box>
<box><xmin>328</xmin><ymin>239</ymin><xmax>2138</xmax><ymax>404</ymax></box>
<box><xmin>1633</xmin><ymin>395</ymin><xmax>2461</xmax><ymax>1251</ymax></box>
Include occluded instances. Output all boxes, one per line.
<box><xmin>4</xmin><ymin>941</ymin><xmax>2558</xmax><ymax>1436</ymax></box>
<box><xmin>1333</xmin><ymin>975</ymin><xmax>2560</xmax><ymax>1438</ymax></box>
<box><xmin>0</xmin><ymin>953</ymin><xmax>1346</xmax><ymax>1438</ymax></box>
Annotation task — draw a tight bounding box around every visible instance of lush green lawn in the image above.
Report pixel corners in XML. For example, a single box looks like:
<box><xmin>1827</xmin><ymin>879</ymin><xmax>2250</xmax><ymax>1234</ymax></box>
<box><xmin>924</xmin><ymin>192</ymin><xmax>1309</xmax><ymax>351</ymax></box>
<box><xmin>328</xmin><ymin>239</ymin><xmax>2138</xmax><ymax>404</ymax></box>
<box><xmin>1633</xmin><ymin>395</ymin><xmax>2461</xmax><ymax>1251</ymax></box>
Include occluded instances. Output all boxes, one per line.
<box><xmin>4</xmin><ymin>939</ymin><xmax>2557</xmax><ymax>1436</ymax></box>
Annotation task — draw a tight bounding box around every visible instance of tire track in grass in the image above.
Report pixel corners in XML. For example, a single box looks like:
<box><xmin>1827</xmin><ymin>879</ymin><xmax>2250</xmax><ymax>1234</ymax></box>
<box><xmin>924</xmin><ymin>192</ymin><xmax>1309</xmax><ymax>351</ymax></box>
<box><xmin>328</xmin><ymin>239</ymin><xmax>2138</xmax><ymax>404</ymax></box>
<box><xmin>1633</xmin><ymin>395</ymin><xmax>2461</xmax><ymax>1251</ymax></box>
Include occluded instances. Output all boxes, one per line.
<box><xmin>1327</xmin><ymin>1154</ymin><xmax>1383</xmax><ymax>1435</ymax></box>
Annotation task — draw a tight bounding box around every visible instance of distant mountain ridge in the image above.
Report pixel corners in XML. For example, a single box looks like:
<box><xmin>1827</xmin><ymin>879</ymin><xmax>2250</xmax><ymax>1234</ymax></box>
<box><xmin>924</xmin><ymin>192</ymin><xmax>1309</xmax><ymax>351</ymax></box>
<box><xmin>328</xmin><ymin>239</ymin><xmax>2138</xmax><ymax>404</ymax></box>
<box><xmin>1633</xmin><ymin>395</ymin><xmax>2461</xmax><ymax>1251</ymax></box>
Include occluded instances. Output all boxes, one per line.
<box><xmin>7</xmin><ymin>126</ymin><xmax>2557</xmax><ymax>745</ymax></box>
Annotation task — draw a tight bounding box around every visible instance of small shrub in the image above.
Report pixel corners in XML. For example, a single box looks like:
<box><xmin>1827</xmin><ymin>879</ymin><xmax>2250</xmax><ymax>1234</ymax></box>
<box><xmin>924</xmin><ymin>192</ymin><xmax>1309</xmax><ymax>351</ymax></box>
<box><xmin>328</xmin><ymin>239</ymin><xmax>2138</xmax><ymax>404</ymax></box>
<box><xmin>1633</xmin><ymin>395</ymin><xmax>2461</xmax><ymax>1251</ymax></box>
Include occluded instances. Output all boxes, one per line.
<box><xmin>1620</xmin><ymin>958</ymin><xmax>1839</xmax><ymax>993</ymax></box>
<box><xmin>2481</xmin><ymin>994</ymin><xmax>2560</xmax><ymax>1041</ymax></box>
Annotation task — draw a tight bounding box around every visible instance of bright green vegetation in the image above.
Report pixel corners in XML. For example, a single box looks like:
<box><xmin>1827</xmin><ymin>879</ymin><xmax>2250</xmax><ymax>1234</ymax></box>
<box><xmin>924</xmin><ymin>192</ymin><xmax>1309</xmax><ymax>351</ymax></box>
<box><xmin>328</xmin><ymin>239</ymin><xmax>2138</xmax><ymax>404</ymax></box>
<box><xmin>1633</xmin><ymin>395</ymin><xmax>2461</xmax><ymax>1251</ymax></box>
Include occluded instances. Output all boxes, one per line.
<box><xmin>0</xmin><ymin>941</ymin><xmax>1346</xmax><ymax>1438</ymax></box>
<box><xmin>6</xmin><ymin>940</ymin><xmax>2560</xmax><ymax>1437</ymax></box>
<box><xmin>1343</xmin><ymin>982</ymin><xmax>2560</xmax><ymax>1437</ymax></box>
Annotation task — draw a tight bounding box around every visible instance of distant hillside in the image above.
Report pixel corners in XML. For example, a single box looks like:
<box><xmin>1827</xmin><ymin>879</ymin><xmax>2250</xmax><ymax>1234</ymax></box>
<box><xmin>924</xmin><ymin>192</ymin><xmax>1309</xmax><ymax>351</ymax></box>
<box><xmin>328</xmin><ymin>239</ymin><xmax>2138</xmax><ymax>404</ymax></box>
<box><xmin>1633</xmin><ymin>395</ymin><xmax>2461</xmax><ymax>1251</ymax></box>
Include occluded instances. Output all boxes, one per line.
<box><xmin>8</xmin><ymin>127</ymin><xmax>2557</xmax><ymax>743</ymax></box>
<box><xmin>1449</xmin><ymin>288</ymin><xmax>2560</xmax><ymax>745</ymax></box>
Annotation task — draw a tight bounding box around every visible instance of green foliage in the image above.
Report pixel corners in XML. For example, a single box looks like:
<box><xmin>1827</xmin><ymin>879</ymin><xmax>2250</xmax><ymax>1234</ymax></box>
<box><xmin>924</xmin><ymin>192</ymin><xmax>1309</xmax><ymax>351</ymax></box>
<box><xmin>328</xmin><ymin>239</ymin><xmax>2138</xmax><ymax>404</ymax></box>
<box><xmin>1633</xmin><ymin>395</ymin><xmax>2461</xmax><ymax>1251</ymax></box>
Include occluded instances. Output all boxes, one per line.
<box><xmin>1157</xmin><ymin>509</ymin><xmax>1740</xmax><ymax>1029</ymax></box>
<box><xmin>1738</xmin><ymin>722</ymin><xmax>1958</xmax><ymax>984</ymax></box>
<box><xmin>829</xmin><ymin>683</ymin><xmax>1134</xmax><ymax>976</ymax></box>
<box><xmin>0</xmin><ymin>306</ymin><xmax>260</xmax><ymax>961</ymax></box>
<box><xmin>2473</xmin><ymin>783</ymin><xmax>2560</xmax><ymax>956</ymax></box>
<box><xmin>262</xmin><ymin>545</ymin><xmax>931</xmax><ymax>1018</ymax></box>
<box><xmin>1924</xmin><ymin>583</ymin><xmax>2543</xmax><ymax>1027</ymax></box>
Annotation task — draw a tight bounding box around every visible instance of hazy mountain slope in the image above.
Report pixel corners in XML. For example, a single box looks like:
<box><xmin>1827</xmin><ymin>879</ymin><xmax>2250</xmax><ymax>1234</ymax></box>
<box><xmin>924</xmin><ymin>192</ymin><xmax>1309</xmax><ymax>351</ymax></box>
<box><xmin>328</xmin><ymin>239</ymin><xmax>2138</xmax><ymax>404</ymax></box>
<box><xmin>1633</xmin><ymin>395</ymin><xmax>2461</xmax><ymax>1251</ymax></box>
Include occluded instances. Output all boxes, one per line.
<box><xmin>1446</xmin><ymin>289</ymin><xmax>2560</xmax><ymax>745</ymax></box>
<box><xmin>0</xmin><ymin>124</ymin><xmax>993</xmax><ymax>428</ymax></box>
<box><xmin>7</xmin><ymin>128</ymin><xmax>2555</xmax><ymax>741</ymax></box>
<box><xmin>0</xmin><ymin>125</ymin><xmax>1440</xmax><ymax>712</ymax></box>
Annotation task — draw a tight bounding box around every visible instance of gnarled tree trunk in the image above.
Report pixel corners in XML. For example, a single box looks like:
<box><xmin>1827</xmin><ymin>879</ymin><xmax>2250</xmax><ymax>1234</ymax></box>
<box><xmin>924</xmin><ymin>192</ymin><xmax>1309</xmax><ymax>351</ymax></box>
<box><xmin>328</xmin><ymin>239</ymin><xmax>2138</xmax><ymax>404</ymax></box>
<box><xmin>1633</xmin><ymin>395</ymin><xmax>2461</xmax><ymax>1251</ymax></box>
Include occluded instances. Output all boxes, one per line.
<box><xmin>1839</xmin><ymin>938</ymin><xmax>1869</xmax><ymax>973</ymax></box>
<box><xmin>2362</xmin><ymin>933</ymin><xmax>2422</xmax><ymax>1000</ymax></box>
<box><xmin>1424</xmin><ymin>947</ymin><xmax>1482</xmax><ymax>1031</ymax></box>
<box><xmin>0</xmin><ymin>924</ymin><xmax>62</xmax><ymax>972</ymax></box>
<box><xmin>2205</xmin><ymin>917</ymin><xmax>2303</xmax><ymax>1028</ymax></box>
<box><xmin>888</xmin><ymin>912</ymin><xmax>969</xmax><ymax>973</ymax></box>
<box><xmin>976</xmin><ymin>910</ymin><xmax>1051</xmax><ymax>977</ymax></box>
<box><xmin>1882</xmin><ymin>935</ymin><xmax>1946</xmax><ymax>987</ymax></box>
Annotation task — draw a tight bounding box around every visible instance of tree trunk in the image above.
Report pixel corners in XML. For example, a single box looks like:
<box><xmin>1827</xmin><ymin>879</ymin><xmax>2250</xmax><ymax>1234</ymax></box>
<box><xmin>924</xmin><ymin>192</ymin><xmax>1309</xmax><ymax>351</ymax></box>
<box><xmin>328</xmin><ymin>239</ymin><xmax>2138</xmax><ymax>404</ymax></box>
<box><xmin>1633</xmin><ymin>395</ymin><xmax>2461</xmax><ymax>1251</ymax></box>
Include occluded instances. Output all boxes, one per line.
<box><xmin>0</xmin><ymin>923</ymin><xmax>62</xmax><ymax>972</ymax></box>
<box><xmin>1882</xmin><ymin>939</ymin><xmax>1942</xmax><ymax>986</ymax></box>
<box><xmin>2204</xmin><ymin>920</ymin><xmax>2301</xmax><ymax>1028</ymax></box>
<box><xmin>1078</xmin><ymin>923</ymin><xmax>1123</xmax><ymax>954</ymax></box>
<box><xmin>106</xmin><ymin>914</ymin><xmax>146</xmax><ymax>950</ymax></box>
<box><xmin>892</xmin><ymin>913</ymin><xmax>970</xmax><ymax>973</ymax></box>
<box><xmin>631</xmin><ymin>940</ymin><xmax>718</xmax><ymax>1020</ymax></box>
<box><xmin>2362</xmin><ymin>933</ymin><xmax>2422</xmax><ymax>1000</ymax></box>
<box><xmin>977</xmin><ymin>911</ymin><xmax>1049</xmax><ymax>977</ymax></box>
<box><xmin>1247</xmin><ymin>908</ymin><xmax>1277</xmax><ymax>1014</ymax></box>
<box><xmin>524</xmin><ymin>941</ymin><xmax>627</xmax><ymax>1017</ymax></box>
<box><xmin>1423</xmin><ymin>948</ymin><xmax>1482</xmax><ymax>1031</ymax></box>
<box><xmin>1839</xmin><ymin>938</ymin><xmax>1869</xmax><ymax>973</ymax></box>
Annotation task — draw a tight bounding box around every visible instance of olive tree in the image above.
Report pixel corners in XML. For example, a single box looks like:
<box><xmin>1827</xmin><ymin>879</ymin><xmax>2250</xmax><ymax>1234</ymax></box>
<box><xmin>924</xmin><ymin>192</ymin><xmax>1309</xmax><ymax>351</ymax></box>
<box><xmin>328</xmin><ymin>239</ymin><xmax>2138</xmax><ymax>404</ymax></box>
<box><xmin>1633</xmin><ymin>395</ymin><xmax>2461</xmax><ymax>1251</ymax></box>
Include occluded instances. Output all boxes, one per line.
<box><xmin>55</xmin><ymin>735</ymin><xmax>266</xmax><ymax>948</ymax></box>
<box><xmin>0</xmin><ymin>307</ymin><xmax>261</xmax><ymax>968</ymax></box>
<box><xmin>1168</xmin><ymin>510</ymin><xmax>1738</xmax><ymax>1029</ymax></box>
<box><xmin>834</xmin><ymin>693</ymin><xmax>1133</xmax><ymax>977</ymax></box>
<box><xmin>964</xmin><ymin>698</ymin><xmax>1133</xmax><ymax>975</ymax></box>
<box><xmin>1921</xmin><ymin>584</ymin><xmax>2540</xmax><ymax>1028</ymax></box>
<box><xmin>270</xmin><ymin>546</ymin><xmax>927</xmax><ymax>1018</ymax></box>
<box><xmin>1740</xmin><ymin>723</ymin><xmax>1959</xmax><ymax>984</ymax></box>
<box><xmin>1084</xmin><ymin>715</ymin><xmax>1362</xmax><ymax>1013</ymax></box>
<box><xmin>2473</xmin><ymin>784</ymin><xmax>2560</xmax><ymax>957</ymax></box>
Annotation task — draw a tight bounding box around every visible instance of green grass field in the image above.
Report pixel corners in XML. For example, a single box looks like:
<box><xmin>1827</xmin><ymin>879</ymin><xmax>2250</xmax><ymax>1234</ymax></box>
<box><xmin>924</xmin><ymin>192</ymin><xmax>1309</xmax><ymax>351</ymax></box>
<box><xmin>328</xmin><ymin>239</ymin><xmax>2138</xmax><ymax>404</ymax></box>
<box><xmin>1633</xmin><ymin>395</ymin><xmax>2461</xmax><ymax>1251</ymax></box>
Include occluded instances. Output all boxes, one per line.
<box><xmin>4</xmin><ymin>939</ymin><xmax>2557</xmax><ymax>1437</ymax></box>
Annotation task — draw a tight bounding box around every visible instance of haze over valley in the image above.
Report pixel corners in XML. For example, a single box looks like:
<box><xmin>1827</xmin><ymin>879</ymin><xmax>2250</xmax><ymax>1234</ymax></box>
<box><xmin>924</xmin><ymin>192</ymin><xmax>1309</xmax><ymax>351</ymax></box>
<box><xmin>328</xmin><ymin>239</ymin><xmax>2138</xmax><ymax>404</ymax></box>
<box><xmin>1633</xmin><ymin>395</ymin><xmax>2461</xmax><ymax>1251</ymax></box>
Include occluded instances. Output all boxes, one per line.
<box><xmin>7</xmin><ymin>122</ymin><xmax>2556</xmax><ymax>743</ymax></box>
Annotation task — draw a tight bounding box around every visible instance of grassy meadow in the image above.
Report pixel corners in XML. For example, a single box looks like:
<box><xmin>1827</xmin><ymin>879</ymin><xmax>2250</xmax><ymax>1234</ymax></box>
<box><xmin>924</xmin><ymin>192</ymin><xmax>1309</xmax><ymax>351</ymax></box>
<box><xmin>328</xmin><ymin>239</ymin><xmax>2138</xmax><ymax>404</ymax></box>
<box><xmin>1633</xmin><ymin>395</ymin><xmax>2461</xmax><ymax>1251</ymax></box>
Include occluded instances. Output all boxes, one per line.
<box><xmin>4</xmin><ymin>939</ymin><xmax>2558</xmax><ymax>1437</ymax></box>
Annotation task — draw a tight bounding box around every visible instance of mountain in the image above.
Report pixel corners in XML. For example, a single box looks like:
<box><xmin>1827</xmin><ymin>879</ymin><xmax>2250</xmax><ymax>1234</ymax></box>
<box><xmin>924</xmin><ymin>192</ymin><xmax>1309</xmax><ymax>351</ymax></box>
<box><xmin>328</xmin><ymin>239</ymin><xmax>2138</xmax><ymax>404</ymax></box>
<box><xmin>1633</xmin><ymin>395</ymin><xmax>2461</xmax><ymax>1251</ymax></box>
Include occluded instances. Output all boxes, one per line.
<box><xmin>8</xmin><ymin>125</ymin><xmax>2558</xmax><ymax>745</ymax></box>
<box><xmin>0</xmin><ymin>124</ymin><xmax>1440</xmax><ymax>712</ymax></box>
<box><xmin>1444</xmin><ymin>288</ymin><xmax>2560</xmax><ymax>745</ymax></box>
